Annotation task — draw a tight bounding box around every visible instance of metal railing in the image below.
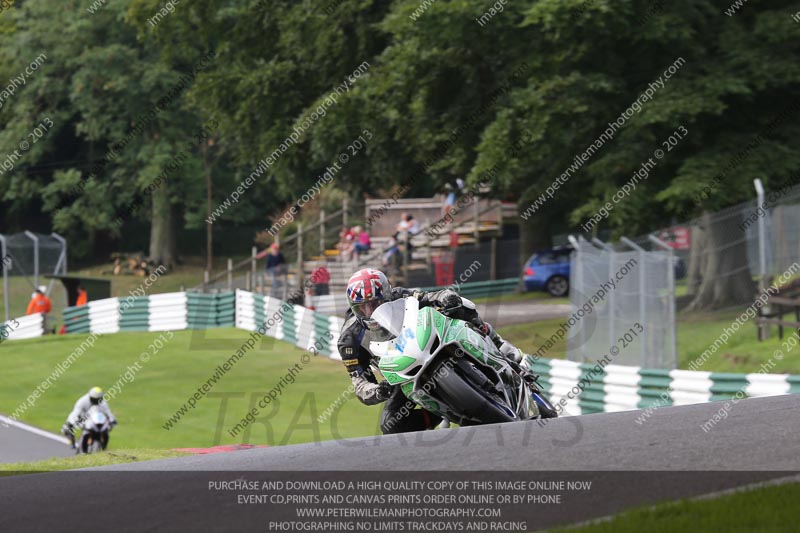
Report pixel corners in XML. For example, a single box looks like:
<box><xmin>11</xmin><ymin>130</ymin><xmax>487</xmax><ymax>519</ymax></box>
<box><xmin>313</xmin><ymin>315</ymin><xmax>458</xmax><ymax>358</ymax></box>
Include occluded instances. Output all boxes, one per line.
<box><xmin>196</xmin><ymin>194</ymin><xmax>506</xmax><ymax>293</ymax></box>
<box><xmin>196</xmin><ymin>204</ymin><xmax>348</xmax><ymax>293</ymax></box>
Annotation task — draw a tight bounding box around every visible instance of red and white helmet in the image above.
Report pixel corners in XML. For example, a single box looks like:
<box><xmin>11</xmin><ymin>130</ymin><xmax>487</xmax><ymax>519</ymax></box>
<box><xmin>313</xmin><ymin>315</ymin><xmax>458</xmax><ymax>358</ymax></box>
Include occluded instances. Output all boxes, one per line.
<box><xmin>346</xmin><ymin>268</ymin><xmax>391</xmax><ymax>329</ymax></box>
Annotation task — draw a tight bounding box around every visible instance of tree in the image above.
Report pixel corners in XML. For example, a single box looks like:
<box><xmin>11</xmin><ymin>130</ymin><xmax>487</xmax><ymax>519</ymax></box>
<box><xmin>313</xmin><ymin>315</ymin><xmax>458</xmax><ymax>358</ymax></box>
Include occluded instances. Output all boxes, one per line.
<box><xmin>0</xmin><ymin>0</ymin><xmax>228</xmax><ymax>266</ymax></box>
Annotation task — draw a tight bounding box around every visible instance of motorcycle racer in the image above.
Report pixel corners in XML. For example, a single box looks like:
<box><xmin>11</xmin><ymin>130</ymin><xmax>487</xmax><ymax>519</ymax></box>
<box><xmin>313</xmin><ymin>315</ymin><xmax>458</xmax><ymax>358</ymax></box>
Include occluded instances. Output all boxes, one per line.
<box><xmin>61</xmin><ymin>386</ymin><xmax>117</xmax><ymax>449</ymax></box>
<box><xmin>338</xmin><ymin>268</ymin><xmax>529</xmax><ymax>434</ymax></box>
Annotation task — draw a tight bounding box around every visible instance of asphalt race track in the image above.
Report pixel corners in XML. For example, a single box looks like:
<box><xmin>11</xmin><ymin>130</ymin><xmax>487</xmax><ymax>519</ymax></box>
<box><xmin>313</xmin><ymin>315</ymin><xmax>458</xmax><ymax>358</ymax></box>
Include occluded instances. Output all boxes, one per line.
<box><xmin>0</xmin><ymin>417</ymin><xmax>72</xmax><ymax>463</ymax></box>
<box><xmin>1</xmin><ymin>395</ymin><xmax>797</xmax><ymax>532</ymax></box>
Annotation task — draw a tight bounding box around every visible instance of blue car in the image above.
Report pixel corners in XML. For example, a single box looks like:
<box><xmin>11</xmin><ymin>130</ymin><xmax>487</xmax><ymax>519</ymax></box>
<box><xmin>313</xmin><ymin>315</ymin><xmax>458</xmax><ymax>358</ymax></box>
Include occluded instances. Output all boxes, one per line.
<box><xmin>523</xmin><ymin>246</ymin><xmax>572</xmax><ymax>297</ymax></box>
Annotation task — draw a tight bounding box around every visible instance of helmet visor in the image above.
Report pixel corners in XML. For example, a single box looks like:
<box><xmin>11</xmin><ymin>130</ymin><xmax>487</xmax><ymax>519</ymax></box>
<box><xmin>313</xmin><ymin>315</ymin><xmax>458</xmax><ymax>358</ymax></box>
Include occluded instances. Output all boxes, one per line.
<box><xmin>353</xmin><ymin>298</ymin><xmax>385</xmax><ymax>320</ymax></box>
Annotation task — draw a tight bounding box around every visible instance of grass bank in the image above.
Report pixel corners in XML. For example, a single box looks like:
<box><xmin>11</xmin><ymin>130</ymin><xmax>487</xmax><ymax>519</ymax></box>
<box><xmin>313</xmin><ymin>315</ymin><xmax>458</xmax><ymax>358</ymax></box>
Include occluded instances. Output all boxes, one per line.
<box><xmin>0</xmin><ymin>329</ymin><xmax>378</xmax><ymax>450</ymax></box>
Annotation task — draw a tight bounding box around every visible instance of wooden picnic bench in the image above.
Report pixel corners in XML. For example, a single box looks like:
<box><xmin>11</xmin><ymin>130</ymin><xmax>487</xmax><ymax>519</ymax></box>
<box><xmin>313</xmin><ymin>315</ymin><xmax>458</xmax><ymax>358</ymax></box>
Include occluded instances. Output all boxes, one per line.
<box><xmin>756</xmin><ymin>294</ymin><xmax>800</xmax><ymax>340</ymax></box>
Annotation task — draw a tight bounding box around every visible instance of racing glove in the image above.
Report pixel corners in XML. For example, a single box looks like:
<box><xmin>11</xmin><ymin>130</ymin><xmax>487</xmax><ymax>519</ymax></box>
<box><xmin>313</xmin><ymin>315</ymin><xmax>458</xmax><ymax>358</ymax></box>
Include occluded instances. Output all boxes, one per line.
<box><xmin>376</xmin><ymin>381</ymin><xmax>394</xmax><ymax>401</ymax></box>
<box><xmin>61</xmin><ymin>423</ymin><xmax>76</xmax><ymax>448</ymax></box>
<box><xmin>440</xmin><ymin>291</ymin><xmax>462</xmax><ymax>311</ymax></box>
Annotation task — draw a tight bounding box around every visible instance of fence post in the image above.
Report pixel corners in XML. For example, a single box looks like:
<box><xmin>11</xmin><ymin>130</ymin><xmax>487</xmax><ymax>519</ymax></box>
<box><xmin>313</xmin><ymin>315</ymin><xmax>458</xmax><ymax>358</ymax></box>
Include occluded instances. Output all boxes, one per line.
<box><xmin>649</xmin><ymin>234</ymin><xmax>677</xmax><ymax>369</ymax></box>
<box><xmin>251</xmin><ymin>246</ymin><xmax>257</xmax><ymax>291</ymax></box>
<box><xmin>227</xmin><ymin>258</ymin><xmax>233</xmax><ymax>290</ymax></box>
<box><xmin>621</xmin><ymin>236</ymin><xmax>646</xmax><ymax>366</ymax></box>
<box><xmin>24</xmin><ymin>231</ymin><xmax>39</xmax><ymax>289</ymax></box>
<box><xmin>52</xmin><ymin>232</ymin><xmax>68</xmax><ymax>274</ymax></box>
<box><xmin>203</xmin><ymin>270</ymin><xmax>209</xmax><ymax>294</ymax></box>
<box><xmin>297</xmin><ymin>222</ymin><xmax>304</xmax><ymax>299</ymax></box>
<box><xmin>245</xmin><ymin>270</ymin><xmax>251</xmax><ymax>291</ymax></box>
<box><xmin>473</xmin><ymin>201</ymin><xmax>480</xmax><ymax>249</ymax></box>
<box><xmin>0</xmin><ymin>234</ymin><xmax>8</xmax><ymax>322</ymax></box>
<box><xmin>343</xmin><ymin>197</ymin><xmax>348</xmax><ymax>229</ymax></box>
<box><xmin>592</xmin><ymin>237</ymin><xmax>615</xmax><ymax>353</ymax></box>
<box><xmin>754</xmin><ymin>178</ymin><xmax>769</xmax><ymax>340</ymax></box>
<box><xmin>567</xmin><ymin>235</ymin><xmax>583</xmax><ymax>362</ymax></box>
<box><xmin>320</xmin><ymin>209</ymin><xmax>326</xmax><ymax>257</ymax></box>
<box><xmin>403</xmin><ymin>233</ymin><xmax>410</xmax><ymax>286</ymax></box>
<box><xmin>490</xmin><ymin>237</ymin><xmax>497</xmax><ymax>280</ymax></box>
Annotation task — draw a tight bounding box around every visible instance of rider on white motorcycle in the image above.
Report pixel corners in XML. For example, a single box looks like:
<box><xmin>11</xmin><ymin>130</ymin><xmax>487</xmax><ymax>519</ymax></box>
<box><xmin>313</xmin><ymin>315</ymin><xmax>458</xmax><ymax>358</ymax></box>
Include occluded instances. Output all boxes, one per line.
<box><xmin>61</xmin><ymin>387</ymin><xmax>117</xmax><ymax>449</ymax></box>
<box><xmin>338</xmin><ymin>268</ymin><xmax>529</xmax><ymax>434</ymax></box>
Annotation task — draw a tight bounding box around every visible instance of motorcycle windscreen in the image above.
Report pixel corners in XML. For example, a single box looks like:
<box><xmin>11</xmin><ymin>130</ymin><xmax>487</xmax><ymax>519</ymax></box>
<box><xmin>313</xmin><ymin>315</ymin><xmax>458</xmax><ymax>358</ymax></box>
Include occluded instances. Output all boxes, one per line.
<box><xmin>371</xmin><ymin>299</ymin><xmax>409</xmax><ymax>338</ymax></box>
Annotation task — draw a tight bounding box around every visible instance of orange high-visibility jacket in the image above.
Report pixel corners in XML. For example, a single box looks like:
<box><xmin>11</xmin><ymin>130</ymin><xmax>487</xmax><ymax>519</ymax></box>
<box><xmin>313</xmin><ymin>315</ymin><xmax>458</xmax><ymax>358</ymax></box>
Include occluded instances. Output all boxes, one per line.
<box><xmin>26</xmin><ymin>294</ymin><xmax>52</xmax><ymax>315</ymax></box>
<box><xmin>76</xmin><ymin>289</ymin><xmax>88</xmax><ymax>306</ymax></box>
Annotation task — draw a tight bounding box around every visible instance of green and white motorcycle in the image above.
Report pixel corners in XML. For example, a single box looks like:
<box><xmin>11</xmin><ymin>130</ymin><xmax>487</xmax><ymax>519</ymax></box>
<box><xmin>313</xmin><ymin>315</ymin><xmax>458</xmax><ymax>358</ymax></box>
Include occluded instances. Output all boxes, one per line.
<box><xmin>369</xmin><ymin>297</ymin><xmax>558</xmax><ymax>426</ymax></box>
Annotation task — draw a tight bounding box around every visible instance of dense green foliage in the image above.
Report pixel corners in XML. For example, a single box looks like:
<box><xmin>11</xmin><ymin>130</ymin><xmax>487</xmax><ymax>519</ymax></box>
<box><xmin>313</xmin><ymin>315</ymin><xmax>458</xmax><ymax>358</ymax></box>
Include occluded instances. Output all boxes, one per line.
<box><xmin>1</xmin><ymin>0</ymin><xmax>799</xmax><ymax>260</ymax></box>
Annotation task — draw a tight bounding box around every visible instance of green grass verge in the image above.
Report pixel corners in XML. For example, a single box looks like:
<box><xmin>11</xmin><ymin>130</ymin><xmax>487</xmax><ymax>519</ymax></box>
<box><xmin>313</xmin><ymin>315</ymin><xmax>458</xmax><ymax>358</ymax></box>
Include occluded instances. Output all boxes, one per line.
<box><xmin>0</xmin><ymin>449</ymin><xmax>190</xmax><ymax>475</ymax></box>
<box><xmin>1</xmin><ymin>329</ymin><xmax>379</xmax><ymax>451</ymax></box>
<box><xmin>555</xmin><ymin>482</ymin><xmax>800</xmax><ymax>532</ymax></box>
<box><xmin>497</xmin><ymin>310</ymin><xmax>800</xmax><ymax>374</ymax></box>
<box><xmin>471</xmin><ymin>290</ymin><xmax>569</xmax><ymax>306</ymax></box>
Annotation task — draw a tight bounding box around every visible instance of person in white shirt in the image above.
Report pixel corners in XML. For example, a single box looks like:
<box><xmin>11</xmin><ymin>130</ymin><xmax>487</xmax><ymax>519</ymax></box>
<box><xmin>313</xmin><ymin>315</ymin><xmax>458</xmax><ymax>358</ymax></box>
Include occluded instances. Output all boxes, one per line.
<box><xmin>395</xmin><ymin>213</ymin><xmax>420</xmax><ymax>235</ymax></box>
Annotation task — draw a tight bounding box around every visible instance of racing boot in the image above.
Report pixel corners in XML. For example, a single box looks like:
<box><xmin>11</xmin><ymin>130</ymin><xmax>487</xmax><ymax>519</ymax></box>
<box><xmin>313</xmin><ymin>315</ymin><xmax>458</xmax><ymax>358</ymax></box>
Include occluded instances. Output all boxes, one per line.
<box><xmin>484</xmin><ymin>322</ymin><xmax>523</xmax><ymax>364</ymax></box>
<box><xmin>482</xmin><ymin>322</ymin><xmax>543</xmax><ymax>386</ymax></box>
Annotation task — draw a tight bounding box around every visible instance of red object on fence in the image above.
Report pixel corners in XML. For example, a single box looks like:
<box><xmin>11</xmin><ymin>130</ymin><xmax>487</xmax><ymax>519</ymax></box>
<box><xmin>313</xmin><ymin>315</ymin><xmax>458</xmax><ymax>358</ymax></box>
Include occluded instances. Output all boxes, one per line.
<box><xmin>449</xmin><ymin>232</ymin><xmax>460</xmax><ymax>248</ymax></box>
<box><xmin>432</xmin><ymin>254</ymin><xmax>455</xmax><ymax>286</ymax></box>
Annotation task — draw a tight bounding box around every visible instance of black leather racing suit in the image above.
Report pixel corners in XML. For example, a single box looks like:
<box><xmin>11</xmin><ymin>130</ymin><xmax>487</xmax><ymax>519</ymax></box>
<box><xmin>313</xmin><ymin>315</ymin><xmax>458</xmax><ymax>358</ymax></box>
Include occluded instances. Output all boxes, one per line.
<box><xmin>337</xmin><ymin>286</ymin><xmax>505</xmax><ymax>434</ymax></box>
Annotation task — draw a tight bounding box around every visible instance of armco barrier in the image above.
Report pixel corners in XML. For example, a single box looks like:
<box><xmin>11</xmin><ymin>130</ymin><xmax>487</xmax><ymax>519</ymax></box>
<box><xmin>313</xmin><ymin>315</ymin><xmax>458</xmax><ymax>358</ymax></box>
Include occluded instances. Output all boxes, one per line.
<box><xmin>529</xmin><ymin>356</ymin><xmax>800</xmax><ymax>416</ymax></box>
<box><xmin>235</xmin><ymin>289</ymin><xmax>342</xmax><ymax>359</ymax></box>
<box><xmin>234</xmin><ymin>290</ymin><xmax>799</xmax><ymax>414</ymax></box>
<box><xmin>63</xmin><ymin>292</ymin><xmax>235</xmax><ymax>334</ymax></box>
<box><xmin>1</xmin><ymin>313</ymin><xmax>45</xmax><ymax>341</ymax></box>
<box><xmin>11</xmin><ymin>288</ymin><xmax>800</xmax><ymax>414</ymax></box>
<box><xmin>418</xmin><ymin>277</ymin><xmax>519</xmax><ymax>300</ymax></box>
<box><xmin>307</xmin><ymin>294</ymin><xmax>348</xmax><ymax>316</ymax></box>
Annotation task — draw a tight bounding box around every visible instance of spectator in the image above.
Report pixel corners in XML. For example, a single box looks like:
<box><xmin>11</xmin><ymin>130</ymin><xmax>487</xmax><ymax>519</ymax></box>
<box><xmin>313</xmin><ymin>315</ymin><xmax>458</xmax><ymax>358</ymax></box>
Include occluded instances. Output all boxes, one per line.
<box><xmin>395</xmin><ymin>213</ymin><xmax>419</xmax><ymax>258</ymax></box>
<box><xmin>76</xmin><ymin>284</ymin><xmax>88</xmax><ymax>306</ymax></box>
<box><xmin>442</xmin><ymin>178</ymin><xmax>465</xmax><ymax>216</ymax></box>
<box><xmin>382</xmin><ymin>232</ymin><xmax>401</xmax><ymax>269</ymax></box>
<box><xmin>337</xmin><ymin>225</ymin><xmax>355</xmax><ymax>261</ymax></box>
<box><xmin>263</xmin><ymin>243</ymin><xmax>287</xmax><ymax>298</ymax></box>
<box><xmin>395</xmin><ymin>213</ymin><xmax>420</xmax><ymax>235</ymax></box>
<box><xmin>26</xmin><ymin>285</ymin><xmax>52</xmax><ymax>334</ymax></box>
<box><xmin>353</xmin><ymin>226</ymin><xmax>371</xmax><ymax>258</ymax></box>
<box><xmin>311</xmin><ymin>262</ymin><xmax>331</xmax><ymax>296</ymax></box>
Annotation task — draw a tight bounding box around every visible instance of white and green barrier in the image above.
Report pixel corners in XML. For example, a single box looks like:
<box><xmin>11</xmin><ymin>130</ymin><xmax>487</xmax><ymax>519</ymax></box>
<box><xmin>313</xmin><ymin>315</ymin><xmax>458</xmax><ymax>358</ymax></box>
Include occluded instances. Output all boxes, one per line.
<box><xmin>306</xmin><ymin>294</ymin><xmax>348</xmax><ymax>316</ymax></box>
<box><xmin>1</xmin><ymin>313</ymin><xmax>45</xmax><ymax>341</ymax></box>
<box><xmin>233</xmin><ymin>289</ymin><xmax>800</xmax><ymax>414</ymax></box>
<box><xmin>529</xmin><ymin>356</ymin><xmax>800</xmax><ymax>416</ymax></box>
<box><xmin>62</xmin><ymin>292</ymin><xmax>235</xmax><ymax>334</ymax></box>
<box><xmin>13</xmin><ymin>288</ymin><xmax>800</xmax><ymax>415</ymax></box>
<box><xmin>235</xmin><ymin>289</ymin><xmax>342</xmax><ymax>359</ymax></box>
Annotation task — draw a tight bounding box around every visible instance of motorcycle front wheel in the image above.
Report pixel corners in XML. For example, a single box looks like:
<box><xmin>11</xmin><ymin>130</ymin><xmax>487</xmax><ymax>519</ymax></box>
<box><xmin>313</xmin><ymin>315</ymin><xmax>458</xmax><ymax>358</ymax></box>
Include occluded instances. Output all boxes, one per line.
<box><xmin>432</xmin><ymin>359</ymin><xmax>517</xmax><ymax>425</ymax></box>
<box><xmin>532</xmin><ymin>392</ymin><xmax>558</xmax><ymax>419</ymax></box>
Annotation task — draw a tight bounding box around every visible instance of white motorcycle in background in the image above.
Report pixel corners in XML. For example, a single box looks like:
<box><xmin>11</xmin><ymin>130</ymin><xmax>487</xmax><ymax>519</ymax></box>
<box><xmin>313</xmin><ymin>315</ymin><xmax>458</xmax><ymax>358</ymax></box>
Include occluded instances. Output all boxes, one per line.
<box><xmin>369</xmin><ymin>297</ymin><xmax>558</xmax><ymax>426</ymax></box>
<box><xmin>77</xmin><ymin>406</ymin><xmax>111</xmax><ymax>454</ymax></box>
